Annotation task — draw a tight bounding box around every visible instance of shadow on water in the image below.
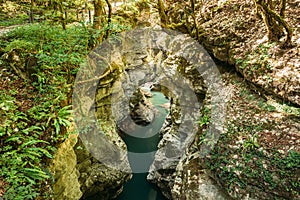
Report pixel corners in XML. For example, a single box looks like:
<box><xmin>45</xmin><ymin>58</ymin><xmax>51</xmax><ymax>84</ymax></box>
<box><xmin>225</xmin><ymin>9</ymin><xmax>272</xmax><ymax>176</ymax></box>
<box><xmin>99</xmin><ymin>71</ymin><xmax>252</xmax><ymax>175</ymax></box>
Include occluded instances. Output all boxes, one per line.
<box><xmin>117</xmin><ymin>91</ymin><xmax>169</xmax><ymax>200</ymax></box>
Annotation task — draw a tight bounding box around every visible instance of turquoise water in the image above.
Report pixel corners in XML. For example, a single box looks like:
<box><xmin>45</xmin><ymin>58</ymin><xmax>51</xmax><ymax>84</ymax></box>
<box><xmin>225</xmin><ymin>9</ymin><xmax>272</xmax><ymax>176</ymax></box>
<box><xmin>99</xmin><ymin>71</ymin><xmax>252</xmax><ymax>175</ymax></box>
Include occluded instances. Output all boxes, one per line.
<box><xmin>117</xmin><ymin>91</ymin><xmax>169</xmax><ymax>200</ymax></box>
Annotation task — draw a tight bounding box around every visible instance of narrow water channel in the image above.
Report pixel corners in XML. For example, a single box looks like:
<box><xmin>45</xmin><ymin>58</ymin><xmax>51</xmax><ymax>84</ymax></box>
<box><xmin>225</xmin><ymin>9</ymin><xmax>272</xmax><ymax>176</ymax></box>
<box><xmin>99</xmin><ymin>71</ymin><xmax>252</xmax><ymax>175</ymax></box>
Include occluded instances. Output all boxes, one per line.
<box><xmin>117</xmin><ymin>91</ymin><xmax>169</xmax><ymax>200</ymax></box>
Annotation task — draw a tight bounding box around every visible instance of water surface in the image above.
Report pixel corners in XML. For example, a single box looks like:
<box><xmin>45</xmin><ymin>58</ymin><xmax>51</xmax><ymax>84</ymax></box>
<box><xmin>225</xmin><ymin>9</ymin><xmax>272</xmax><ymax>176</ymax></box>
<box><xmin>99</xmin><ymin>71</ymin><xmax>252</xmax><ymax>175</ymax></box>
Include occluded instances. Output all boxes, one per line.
<box><xmin>117</xmin><ymin>91</ymin><xmax>169</xmax><ymax>200</ymax></box>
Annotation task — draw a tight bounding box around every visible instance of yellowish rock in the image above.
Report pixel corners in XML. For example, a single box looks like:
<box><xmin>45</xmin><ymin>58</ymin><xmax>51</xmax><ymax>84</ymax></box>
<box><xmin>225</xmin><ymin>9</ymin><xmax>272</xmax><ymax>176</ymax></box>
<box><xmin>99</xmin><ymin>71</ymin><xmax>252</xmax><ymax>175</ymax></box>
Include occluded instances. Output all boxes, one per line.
<box><xmin>49</xmin><ymin>134</ymin><xmax>82</xmax><ymax>200</ymax></box>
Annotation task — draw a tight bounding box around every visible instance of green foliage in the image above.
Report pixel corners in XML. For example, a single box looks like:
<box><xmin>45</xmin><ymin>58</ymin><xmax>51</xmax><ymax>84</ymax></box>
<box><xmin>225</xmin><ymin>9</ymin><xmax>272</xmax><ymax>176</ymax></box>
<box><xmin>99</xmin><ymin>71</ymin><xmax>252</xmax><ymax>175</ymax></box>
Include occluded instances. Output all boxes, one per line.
<box><xmin>0</xmin><ymin>13</ymin><xmax>28</xmax><ymax>27</ymax></box>
<box><xmin>258</xmin><ymin>100</ymin><xmax>276</xmax><ymax>111</ymax></box>
<box><xmin>198</xmin><ymin>107</ymin><xmax>216</xmax><ymax>149</ymax></box>
<box><xmin>236</xmin><ymin>58</ymin><xmax>249</xmax><ymax>70</ymax></box>
<box><xmin>0</xmin><ymin>8</ymin><xmax>132</xmax><ymax>198</ymax></box>
<box><xmin>4</xmin><ymin>39</ymin><xmax>36</xmax><ymax>52</ymax></box>
<box><xmin>236</xmin><ymin>42</ymin><xmax>275</xmax><ymax>75</ymax></box>
<box><xmin>4</xmin><ymin>23</ymin><xmax>89</xmax><ymax>66</ymax></box>
<box><xmin>205</xmin><ymin>121</ymin><xmax>300</xmax><ymax>199</ymax></box>
<box><xmin>0</xmin><ymin>23</ymin><xmax>89</xmax><ymax>199</ymax></box>
<box><xmin>199</xmin><ymin>106</ymin><xmax>210</xmax><ymax>128</ymax></box>
<box><xmin>47</xmin><ymin>105</ymin><xmax>73</xmax><ymax>136</ymax></box>
<box><xmin>243</xmin><ymin>134</ymin><xmax>259</xmax><ymax>150</ymax></box>
<box><xmin>0</xmin><ymin>91</ymin><xmax>54</xmax><ymax>199</ymax></box>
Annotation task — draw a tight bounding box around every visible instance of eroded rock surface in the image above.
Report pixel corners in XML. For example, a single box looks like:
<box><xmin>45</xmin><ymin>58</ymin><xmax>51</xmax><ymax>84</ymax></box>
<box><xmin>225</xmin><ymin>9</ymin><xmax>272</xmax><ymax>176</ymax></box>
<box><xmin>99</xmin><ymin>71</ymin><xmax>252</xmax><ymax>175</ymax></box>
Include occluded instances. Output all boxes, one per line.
<box><xmin>129</xmin><ymin>88</ymin><xmax>155</xmax><ymax>125</ymax></box>
<box><xmin>161</xmin><ymin>0</ymin><xmax>300</xmax><ymax>106</ymax></box>
<box><xmin>73</xmin><ymin>27</ymin><xmax>227</xmax><ymax>199</ymax></box>
<box><xmin>74</xmin><ymin>139</ymin><xmax>131</xmax><ymax>200</ymax></box>
<box><xmin>49</xmin><ymin>132</ymin><xmax>131</xmax><ymax>200</ymax></box>
<box><xmin>49</xmin><ymin>134</ymin><xmax>82</xmax><ymax>200</ymax></box>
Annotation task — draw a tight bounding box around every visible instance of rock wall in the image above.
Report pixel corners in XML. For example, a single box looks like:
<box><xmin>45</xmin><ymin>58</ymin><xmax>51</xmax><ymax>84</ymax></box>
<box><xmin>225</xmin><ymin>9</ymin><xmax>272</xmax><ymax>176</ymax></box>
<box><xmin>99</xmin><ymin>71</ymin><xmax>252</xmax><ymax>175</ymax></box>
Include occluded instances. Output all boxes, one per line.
<box><xmin>74</xmin><ymin>139</ymin><xmax>131</xmax><ymax>200</ymax></box>
<box><xmin>49</xmin><ymin>130</ymin><xmax>131</xmax><ymax>200</ymax></box>
<box><xmin>172</xmin><ymin>157</ymin><xmax>230</xmax><ymax>200</ymax></box>
<box><xmin>147</xmin><ymin>92</ymin><xmax>229</xmax><ymax>200</ymax></box>
<box><xmin>155</xmin><ymin>1</ymin><xmax>300</xmax><ymax>199</ymax></box>
<box><xmin>129</xmin><ymin>88</ymin><xmax>155</xmax><ymax>125</ymax></box>
<box><xmin>49</xmin><ymin>134</ymin><xmax>82</xmax><ymax>200</ymax></box>
<box><xmin>50</xmin><ymin>56</ymin><xmax>135</xmax><ymax>199</ymax></box>
<box><xmin>71</xmin><ymin>26</ymin><xmax>228</xmax><ymax>199</ymax></box>
<box><xmin>162</xmin><ymin>0</ymin><xmax>300</xmax><ymax>106</ymax></box>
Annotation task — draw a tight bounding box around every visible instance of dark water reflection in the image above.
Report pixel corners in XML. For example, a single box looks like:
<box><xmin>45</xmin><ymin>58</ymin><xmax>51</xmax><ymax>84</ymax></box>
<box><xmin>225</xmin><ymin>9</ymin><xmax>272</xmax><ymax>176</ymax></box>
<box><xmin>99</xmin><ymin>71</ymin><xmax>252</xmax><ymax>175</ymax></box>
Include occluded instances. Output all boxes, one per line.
<box><xmin>117</xmin><ymin>91</ymin><xmax>169</xmax><ymax>200</ymax></box>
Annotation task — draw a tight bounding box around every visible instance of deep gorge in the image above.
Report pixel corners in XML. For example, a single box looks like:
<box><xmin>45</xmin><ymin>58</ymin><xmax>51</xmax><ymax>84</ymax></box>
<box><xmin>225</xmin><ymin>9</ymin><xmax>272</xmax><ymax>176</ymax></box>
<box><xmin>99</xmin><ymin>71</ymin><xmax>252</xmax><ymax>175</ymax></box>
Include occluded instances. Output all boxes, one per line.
<box><xmin>1</xmin><ymin>0</ymin><xmax>299</xmax><ymax>199</ymax></box>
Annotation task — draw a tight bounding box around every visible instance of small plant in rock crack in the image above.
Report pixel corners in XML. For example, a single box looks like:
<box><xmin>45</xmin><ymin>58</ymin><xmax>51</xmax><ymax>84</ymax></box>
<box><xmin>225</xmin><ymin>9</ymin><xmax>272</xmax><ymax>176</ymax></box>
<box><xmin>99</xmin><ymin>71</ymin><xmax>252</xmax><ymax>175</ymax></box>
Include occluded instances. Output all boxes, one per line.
<box><xmin>236</xmin><ymin>58</ymin><xmax>250</xmax><ymax>70</ymax></box>
<box><xmin>198</xmin><ymin>130</ymin><xmax>217</xmax><ymax>149</ymax></box>
<box><xmin>199</xmin><ymin>114</ymin><xmax>209</xmax><ymax>127</ymax></box>
<box><xmin>199</xmin><ymin>107</ymin><xmax>211</xmax><ymax>128</ymax></box>
<box><xmin>198</xmin><ymin>106</ymin><xmax>213</xmax><ymax>148</ymax></box>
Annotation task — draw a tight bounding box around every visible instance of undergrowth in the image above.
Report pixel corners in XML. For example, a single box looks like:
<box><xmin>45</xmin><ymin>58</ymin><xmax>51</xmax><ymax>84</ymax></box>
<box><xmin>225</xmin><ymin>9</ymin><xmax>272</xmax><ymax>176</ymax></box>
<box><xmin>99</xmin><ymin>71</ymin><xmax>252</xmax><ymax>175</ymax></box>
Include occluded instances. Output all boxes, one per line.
<box><xmin>0</xmin><ymin>21</ymin><xmax>129</xmax><ymax>199</ymax></box>
<box><xmin>205</xmin><ymin>131</ymin><xmax>300</xmax><ymax>199</ymax></box>
<box><xmin>198</xmin><ymin>73</ymin><xmax>300</xmax><ymax>199</ymax></box>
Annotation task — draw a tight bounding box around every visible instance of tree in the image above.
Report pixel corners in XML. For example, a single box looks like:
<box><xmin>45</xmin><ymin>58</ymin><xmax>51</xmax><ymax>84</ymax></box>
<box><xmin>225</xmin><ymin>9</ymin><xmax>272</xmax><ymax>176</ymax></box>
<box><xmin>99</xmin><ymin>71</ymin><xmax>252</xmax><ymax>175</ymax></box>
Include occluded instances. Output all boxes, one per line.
<box><xmin>157</xmin><ymin>0</ymin><xmax>168</xmax><ymax>28</ymax></box>
<box><xmin>104</xmin><ymin>0</ymin><xmax>112</xmax><ymax>39</ymax></box>
<box><xmin>189</xmin><ymin>0</ymin><xmax>199</xmax><ymax>40</ymax></box>
<box><xmin>93</xmin><ymin>0</ymin><xmax>104</xmax><ymax>30</ymax></box>
<box><xmin>58</xmin><ymin>1</ymin><xmax>66</xmax><ymax>30</ymax></box>
<box><xmin>255</xmin><ymin>0</ymin><xmax>293</xmax><ymax>47</ymax></box>
<box><xmin>29</xmin><ymin>0</ymin><xmax>35</xmax><ymax>23</ymax></box>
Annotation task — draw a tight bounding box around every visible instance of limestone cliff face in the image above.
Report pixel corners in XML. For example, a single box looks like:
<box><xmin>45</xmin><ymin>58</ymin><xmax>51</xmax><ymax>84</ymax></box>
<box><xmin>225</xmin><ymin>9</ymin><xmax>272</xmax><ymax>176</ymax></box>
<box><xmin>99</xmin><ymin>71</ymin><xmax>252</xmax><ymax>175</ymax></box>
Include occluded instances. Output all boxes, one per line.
<box><xmin>48</xmin><ymin>56</ymin><xmax>133</xmax><ymax>199</ymax></box>
<box><xmin>70</xmin><ymin>27</ymin><xmax>228</xmax><ymax>200</ymax></box>
<box><xmin>74</xmin><ymin>138</ymin><xmax>131</xmax><ymax>200</ymax></box>
<box><xmin>49</xmin><ymin>134</ymin><xmax>82</xmax><ymax>200</ymax></box>
<box><xmin>49</xmin><ymin>51</ymin><xmax>134</xmax><ymax>199</ymax></box>
<box><xmin>153</xmin><ymin>1</ymin><xmax>300</xmax><ymax>199</ymax></box>
<box><xmin>49</xmin><ymin>1</ymin><xmax>300</xmax><ymax>199</ymax></box>
<box><xmin>147</xmin><ymin>86</ymin><xmax>229</xmax><ymax>200</ymax></box>
<box><xmin>49</xmin><ymin>130</ymin><xmax>131</xmax><ymax>200</ymax></box>
<box><xmin>129</xmin><ymin>88</ymin><xmax>155</xmax><ymax>125</ymax></box>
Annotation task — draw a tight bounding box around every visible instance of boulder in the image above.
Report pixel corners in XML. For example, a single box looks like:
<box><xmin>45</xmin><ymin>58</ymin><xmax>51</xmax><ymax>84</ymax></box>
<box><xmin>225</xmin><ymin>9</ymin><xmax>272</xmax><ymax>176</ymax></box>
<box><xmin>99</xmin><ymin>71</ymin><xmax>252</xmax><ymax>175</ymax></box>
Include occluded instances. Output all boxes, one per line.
<box><xmin>129</xmin><ymin>88</ymin><xmax>155</xmax><ymax>125</ymax></box>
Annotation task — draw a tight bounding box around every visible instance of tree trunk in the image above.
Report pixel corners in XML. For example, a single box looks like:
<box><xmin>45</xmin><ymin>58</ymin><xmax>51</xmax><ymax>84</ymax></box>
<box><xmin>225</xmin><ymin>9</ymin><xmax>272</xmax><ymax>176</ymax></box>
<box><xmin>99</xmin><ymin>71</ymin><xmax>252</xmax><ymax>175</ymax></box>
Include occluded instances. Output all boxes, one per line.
<box><xmin>255</xmin><ymin>0</ymin><xmax>292</xmax><ymax>47</ymax></box>
<box><xmin>280</xmin><ymin>0</ymin><xmax>286</xmax><ymax>18</ymax></box>
<box><xmin>84</xmin><ymin>2</ymin><xmax>88</xmax><ymax>23</ymax></box>
<box><xmin>81</xmin><ymin>11</ymin><xmax>84</xmax><ymax>21</ymax></box>
<box><xmin>190</xmin><ymin>0</ymin><xmax>199</xmax><ymax>40</ymax></box>
<box><xmin>266</xmin><ymin>0</ymin><xmax>274</xmax><ymax>9</ymax></box>
<box><xmin>76</xmin><ymin>8</ymin><xmax>79</xmax><ymax>21</ymax></box>
<box><xmin>123</xmin><ymin>0</ymin><xmax>127</xmax><ymax>9</ymax></box>
<box><xmin>65</xmin><ymin>11</ymin><xmax>68</xmax><ymax>22</ymax></box>
<box><xmin>104</xmin><ymin>0</ymin><xmax>112</xmax><ymax>39</ymax></box>
<box><xmin>89</xmin><ymin>9</ymin><xmax>92</xmax><ymax>23</ymax></box>
<box><xmin>157</xmin><ymin>0</ymin><xmax>168</xmax><ymax>28</ymax></box>
<box><xmin>59</xmin><ymin>3</ymin><xmax>66</xmax><ymax>30</ymax></box>
<box><xmin>29</xmin><ymin>0</ymin><xmax>35</xmax><ymax>23</ymax></box>
<box><xmin>93</xmin><ymin>0</ymin><xmax>103</xmax><ymax>30</ymax></box>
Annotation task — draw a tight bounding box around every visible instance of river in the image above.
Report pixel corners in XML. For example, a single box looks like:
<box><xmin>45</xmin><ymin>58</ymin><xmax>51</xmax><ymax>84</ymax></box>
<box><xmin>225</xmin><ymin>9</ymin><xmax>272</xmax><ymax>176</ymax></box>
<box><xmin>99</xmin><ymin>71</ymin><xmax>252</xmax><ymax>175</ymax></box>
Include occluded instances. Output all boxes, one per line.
<box><xmin>117</xmin><ymin>91</ymin><xmax>169</xmax><ymax>200</ymax></box>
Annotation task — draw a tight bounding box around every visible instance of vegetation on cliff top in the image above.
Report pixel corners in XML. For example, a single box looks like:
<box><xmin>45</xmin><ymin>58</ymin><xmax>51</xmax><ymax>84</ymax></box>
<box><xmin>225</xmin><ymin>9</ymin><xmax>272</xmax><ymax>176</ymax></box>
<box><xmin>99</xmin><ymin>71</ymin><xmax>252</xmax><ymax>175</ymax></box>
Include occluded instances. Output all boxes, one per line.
<box><xmin>0</xmin><ymin>16</ymin><xmax>129</xmax><ymax>200</ymax></box>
